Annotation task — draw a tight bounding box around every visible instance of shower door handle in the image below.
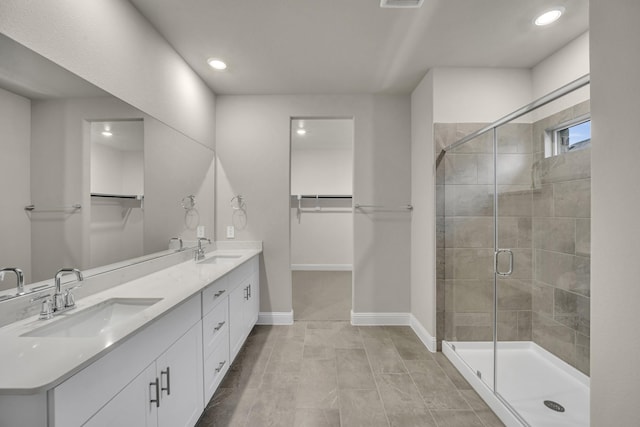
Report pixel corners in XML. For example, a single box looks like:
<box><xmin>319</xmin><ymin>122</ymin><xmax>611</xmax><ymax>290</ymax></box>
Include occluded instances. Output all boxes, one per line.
<box><xmin>495</xmin><ymin>249</ymin><xmax>514</xmax><ymax>276</ymax></box>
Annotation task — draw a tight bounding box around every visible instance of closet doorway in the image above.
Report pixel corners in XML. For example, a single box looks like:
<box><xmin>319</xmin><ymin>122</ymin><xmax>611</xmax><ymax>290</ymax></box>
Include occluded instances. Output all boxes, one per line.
<box><xmin>290</xmin><ymin>118</ymin><xmax>354</xmax><ymax>321</ymax></box>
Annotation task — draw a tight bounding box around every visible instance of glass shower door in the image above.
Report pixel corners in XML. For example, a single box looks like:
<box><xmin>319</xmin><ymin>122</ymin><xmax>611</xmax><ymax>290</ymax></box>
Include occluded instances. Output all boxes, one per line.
<box><xmin>441</xmin><ymin>126</ymin><xmax>496</xmax><ymax>392</ymax></box>
<box><xmin>494</xmin><ymin>100</ymin><xmax>592</xmax><ymax>426</ymax></box>
<box><xmin>493</xmin><ymin>122</ymin><xmax>536</xmax><ymax>424</ymax></box>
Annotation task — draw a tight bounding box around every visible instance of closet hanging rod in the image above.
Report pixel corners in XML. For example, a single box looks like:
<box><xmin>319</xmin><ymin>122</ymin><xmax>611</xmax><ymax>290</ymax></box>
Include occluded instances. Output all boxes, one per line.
<box><xmin>354</xmin><ymin>204</ymin><xmax>413</xmax><ymax>211</ymax></box>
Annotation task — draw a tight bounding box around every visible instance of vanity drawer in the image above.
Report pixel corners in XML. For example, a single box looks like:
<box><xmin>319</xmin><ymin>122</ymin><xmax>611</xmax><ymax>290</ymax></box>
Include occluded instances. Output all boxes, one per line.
<box><xmin>202</xmin><ymin>276</ymin><xmax>229</xmax><ymax>315</ymax></box>
<box><xmin>203</xmin><ymin>335</ymin><xmax>229</xmax><ymax>403</ymax></box>
<box><xmin>202</xmin><ymin>300</ymin><xmax>228</xmax><ymax>360</ymax></box>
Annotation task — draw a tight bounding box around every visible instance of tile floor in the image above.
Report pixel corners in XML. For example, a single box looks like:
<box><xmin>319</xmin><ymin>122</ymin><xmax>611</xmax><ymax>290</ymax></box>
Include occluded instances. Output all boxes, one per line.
<box><xmin>196</xmin><ymin>321</ymin><xmax>504</xmax><ymax>427</ymax></box>
<box><xmin>292</xmin><ymin>272</ymin><xmax>352</xmax><ymax>321</ymax></box>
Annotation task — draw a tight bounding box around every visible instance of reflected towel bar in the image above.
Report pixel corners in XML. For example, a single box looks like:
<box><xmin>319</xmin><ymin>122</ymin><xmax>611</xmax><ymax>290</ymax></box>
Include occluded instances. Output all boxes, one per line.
<box><xmin>24</xmin><ymin>204</ymin><xmax>82</xmax><ymax>212</ymax></box>
<box><xmin>354</xmin><ymin>204</ymin><xmax>413</xmax><ymax>211</ymax></box>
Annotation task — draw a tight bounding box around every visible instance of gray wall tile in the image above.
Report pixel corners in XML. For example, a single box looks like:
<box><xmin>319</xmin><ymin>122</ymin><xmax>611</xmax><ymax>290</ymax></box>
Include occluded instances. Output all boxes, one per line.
<box><xmin>497</xmin><ymin>123</ymin><xmax>533</xmax><ymax>154</ymax></box>
<box><xmin>445</xmin><ymin>154</ymin><xmax>478</xmax><ymax>185</ymax></box>
<box><xmin>533</xmin><ymin>218</ymin><xmax>576</xmax><ymax>254</ymax></box>
<box><xmin>575</xmin><ymin>219</ymin><xmax>590</xmax><ymax>257</ymax></box>
<box><xmin>554</xmin><ymin>179</ymin><xmax>591</xmax><ymax>218</ymax></box>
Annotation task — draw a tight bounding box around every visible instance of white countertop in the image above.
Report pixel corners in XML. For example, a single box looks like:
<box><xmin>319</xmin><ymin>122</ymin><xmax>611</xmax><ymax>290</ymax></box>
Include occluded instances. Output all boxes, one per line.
<box><xmin>0</xmin><ymin>246</ymin><xmax>261</xmax><ymax>395</ymax></box>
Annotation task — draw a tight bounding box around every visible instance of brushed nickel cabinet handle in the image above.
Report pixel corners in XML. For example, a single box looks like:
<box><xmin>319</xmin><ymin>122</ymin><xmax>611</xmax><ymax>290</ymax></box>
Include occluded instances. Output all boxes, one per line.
<box><xmin>150</xmin><ymin>378</ymin><xmax>160</xmax><ymax>407</ymax></box>
<box><xmin>161</xmin><ymin>367</ymin><xmax>171</xmax><ymax>396</ymax></box>
<box><xmin>215</xmin><ymin>360</ymin><xmax>226</xmax><ymax>373</ymax></box>
<box><xmin>214</xmin><ymin>321</ymin><xmax>226</xmax><ymax>331</ymax></box>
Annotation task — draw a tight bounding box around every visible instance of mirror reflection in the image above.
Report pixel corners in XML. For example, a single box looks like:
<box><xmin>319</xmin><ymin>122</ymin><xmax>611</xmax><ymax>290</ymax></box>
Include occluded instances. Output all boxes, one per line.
<box><xmin>0</xmin><ymin>34</ymin><xmax>215</xmax><ymax>295</ymax></box>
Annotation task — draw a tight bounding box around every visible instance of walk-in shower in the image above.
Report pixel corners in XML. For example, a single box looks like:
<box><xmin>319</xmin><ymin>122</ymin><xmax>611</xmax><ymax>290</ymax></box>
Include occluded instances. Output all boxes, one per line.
<box><xmin>436</xmin><ymin>75</ymin><xmax>591</xmax><ymax>426</ymax></box>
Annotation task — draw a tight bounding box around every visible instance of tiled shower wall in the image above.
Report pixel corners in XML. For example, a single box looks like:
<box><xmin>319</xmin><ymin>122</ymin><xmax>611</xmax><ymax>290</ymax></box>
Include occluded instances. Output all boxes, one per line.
<box><xmin>531</xmin><ymin>100</ymin><xmax>591</xmax><ymax>375</ymax></box>
<box><xmin>435</xmin><ymin>100</ymin><xmax>591</xmax><ymax>375</ymax></box>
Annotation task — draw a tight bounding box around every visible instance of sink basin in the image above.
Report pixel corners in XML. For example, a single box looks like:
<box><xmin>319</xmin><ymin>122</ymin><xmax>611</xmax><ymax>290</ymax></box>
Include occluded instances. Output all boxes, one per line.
<box><xmin>198</xmin><ymin>254</ymin><xmax>242</xmax><ymax>265</ymax></box>
<box><xmin>22</xmin><ymin>298</ymin><xmax>162</xmax><ymax>338</ymax></box>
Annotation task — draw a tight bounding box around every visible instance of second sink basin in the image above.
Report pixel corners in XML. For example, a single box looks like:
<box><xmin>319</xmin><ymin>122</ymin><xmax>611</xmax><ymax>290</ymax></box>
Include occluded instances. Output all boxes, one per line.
<box><xmin>198</xmin><ymin>254</ymin><xmax>242</xmax><ymax>265</ymax></box>
<box><xmin>22</xmin><ymin>297</ymin><xmax>162</xmax><ymax>338</ymax></box>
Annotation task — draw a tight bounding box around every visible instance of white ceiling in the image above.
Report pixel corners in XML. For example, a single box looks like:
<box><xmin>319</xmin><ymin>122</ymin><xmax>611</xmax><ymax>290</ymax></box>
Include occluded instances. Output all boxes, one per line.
<box><xmin>130</xmin><ymin>0</ymin><xmax>589</xmax><ymax>95</ymax></box>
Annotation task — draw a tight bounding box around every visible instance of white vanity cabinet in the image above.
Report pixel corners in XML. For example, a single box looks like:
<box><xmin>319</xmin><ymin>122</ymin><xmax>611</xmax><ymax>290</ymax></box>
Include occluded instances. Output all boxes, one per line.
<box><xmin>84</xmin><ymin>322</ymin><xmax>203</xmax><ymax>427</ymax></box>
<box><xmin>0</xmin><ymin>252</ymin><xmax>261</xmax><ymax>427</ymax></box>
<box><xmin>201</xmin><ymin>277</ymin><xmax>230</xmax><ymax>403</ymax></box>
<box><xmin>50</xmin><ymin>295</ymin><xmax>203</xmax><ymax>427</ymax></box>
<box><xmin>202</xmin><ymin>256</ymin><xmax>259</xmax><ymax>400</ymax></box>
<box><xmin>229</xmin><ymin>270</ymin><xmax>259</xmax><ymax>361</ymax></box>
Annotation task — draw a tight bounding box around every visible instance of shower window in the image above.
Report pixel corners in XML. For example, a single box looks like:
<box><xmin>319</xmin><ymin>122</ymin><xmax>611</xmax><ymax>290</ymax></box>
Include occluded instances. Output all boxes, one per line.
<box><xmin>546</xmin><ymin>115</ymin><xmax>591</xmax><ymax>157</ymax></box>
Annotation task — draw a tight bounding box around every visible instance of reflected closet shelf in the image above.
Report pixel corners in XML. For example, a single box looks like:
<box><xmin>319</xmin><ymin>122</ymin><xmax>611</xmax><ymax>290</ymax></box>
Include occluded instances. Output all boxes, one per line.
<box><xmin>90</xmin><ymin>193</ymin><xmax>144</xmax><ymax>200</ymax></box>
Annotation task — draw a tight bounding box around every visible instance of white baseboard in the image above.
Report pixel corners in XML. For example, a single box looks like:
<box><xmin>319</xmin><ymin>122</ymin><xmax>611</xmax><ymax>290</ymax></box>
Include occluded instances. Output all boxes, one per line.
<box><xmin>290</xmin><ymin>264</ymin><xmax>352</xmax><ymax>271</ymax></box>
<box><xmin>409</xmin><ymin>314</ymin><xmax>437</xmax><ymax>353</ymax></box>
<box><xmin>350</xmin><ymin>311</ymin><xmax>410</xmax><ymax>326</ymax></box>
<box><xmin>257</xmin><ymin>311</ymin><xmax>294</xmax><ymax>325</ymax></box>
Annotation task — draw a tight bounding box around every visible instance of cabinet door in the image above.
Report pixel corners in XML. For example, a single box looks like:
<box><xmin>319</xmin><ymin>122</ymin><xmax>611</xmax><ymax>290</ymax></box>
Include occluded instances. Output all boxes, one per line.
<box><xmin>228</xmin><ymin>283</ymin><xmax>246</xmax><ymax>362</ymax></box>
<box><xmin>84</xmin><ymin>363</ymin><xmax>158</xmax><ymax>427</ymax></box>
<box><xmin>156</xmin><ymin>322</ymin><xmax>204</xmax><ymax>427</ymax></box>
<box><xmin>247</xmin><ymin>272</ymin><xmax>260</xmax><ymax>330</ymax></box>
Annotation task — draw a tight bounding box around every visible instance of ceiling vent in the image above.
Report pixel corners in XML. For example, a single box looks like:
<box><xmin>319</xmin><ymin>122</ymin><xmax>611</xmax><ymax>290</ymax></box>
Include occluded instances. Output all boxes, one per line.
<box><xmin>380</xmin><ymin>0</ymin><xmax>424</xmax><ymax>8</ymax></box>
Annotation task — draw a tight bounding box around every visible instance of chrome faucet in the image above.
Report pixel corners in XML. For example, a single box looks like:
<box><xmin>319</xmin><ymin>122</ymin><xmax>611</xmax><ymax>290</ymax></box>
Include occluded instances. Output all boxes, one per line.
<box><xmin>1</xmin><ymin>267</ymin><xmax>24</xmax><ymax>296</ymax></box>
<box><xmin>53</xmin><ymin>268</ymin><xmax>83</xmax><ymax>312</ymax></box>
<box><xmin>195</xmin><ymin>237</ymin><xmax>211</xmax><ymax>261</ymax></box>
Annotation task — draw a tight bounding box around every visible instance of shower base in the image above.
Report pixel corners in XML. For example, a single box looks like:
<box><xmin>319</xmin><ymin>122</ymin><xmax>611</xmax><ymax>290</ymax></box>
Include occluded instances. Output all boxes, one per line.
<box><xmin>443</xmin><ymin>341</ymin><xmax>589</xmax><ymax>427</ymax></box>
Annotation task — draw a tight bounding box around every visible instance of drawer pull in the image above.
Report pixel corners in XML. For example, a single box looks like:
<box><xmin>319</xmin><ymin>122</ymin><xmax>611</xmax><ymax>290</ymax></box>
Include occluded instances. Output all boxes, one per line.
<box><xmin>214</xmin><ymin>289</ymin><xmax>226</xmax><ymax>298</ymax></box>
<box><xmin>215</xmin><ymin>360</ymin><xmax>227</xmax><ymax>373</ymax></box>
<box><xmin>248</xmin><ymin>284</ymin><xmax>251</xmax><ymax>298</ymax></box>
<box><xmin>214</xmin><ymin>321</ymin><xmax>226</xmax><ymax>331</ymax></box>
<box><xmin>150</xmin><ymin>378</ymin><xmax>160</xmax><ymax>407</ymax></box>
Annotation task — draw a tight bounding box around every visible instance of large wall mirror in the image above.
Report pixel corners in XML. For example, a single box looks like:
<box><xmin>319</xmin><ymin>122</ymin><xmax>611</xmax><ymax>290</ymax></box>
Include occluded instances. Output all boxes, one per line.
<box><xmin>0</xmin><ymin>33</ymin><xmax>215</xmax><ymax>296</ymax></box>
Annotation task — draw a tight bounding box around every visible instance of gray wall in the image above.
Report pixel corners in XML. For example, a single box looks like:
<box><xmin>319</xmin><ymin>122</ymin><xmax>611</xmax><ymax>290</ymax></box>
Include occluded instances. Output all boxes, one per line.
<box><xmin>0</xmin><ymin>88</ymin><xmax>31</xmax><ymax>287</ymax></box>
<box><xmin>591</xmin><ymin>0</ymin><xmax>640</xmax><ymax>423</ymax></box>
<box><xmin>215</xmin><ymin>95</ymin><xmax>411</xmax><ymax>315</ymax></box>
<box><xmin>411</xmin><ymin>70</ymin><xmax>437</xmax><ymax>337</ymax></box>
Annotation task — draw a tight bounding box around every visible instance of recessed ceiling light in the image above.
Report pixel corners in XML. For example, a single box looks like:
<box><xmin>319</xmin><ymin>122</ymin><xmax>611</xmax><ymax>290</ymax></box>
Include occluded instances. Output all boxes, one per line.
<box><xmin>296</xmin><ymin>129</ymin><xmax>307</xmax><ymax>136</ymax></box>
<box><xmin>535</xmin><ymin>8</ymin><xmax>564</xmax><ymax>26</ymax></box>
<box><xmin>101</xmin><ymin>131</ymin><xmax>113</xmax><ymax>137</ymax></box>
<box><xmin>380</xmin><ymin>0</ymin><xmax>424</xmax><ymax>8</ymax></box>
<box><xmin>207</xmin><ymin>58</ymin><xmax>227</xmax><ymax>70</ymax></box>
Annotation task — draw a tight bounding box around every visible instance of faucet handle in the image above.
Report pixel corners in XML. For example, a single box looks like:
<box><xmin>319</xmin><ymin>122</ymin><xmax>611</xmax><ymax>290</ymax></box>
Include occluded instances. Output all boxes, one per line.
<box><xmin>64</xmin><ymin>287</ymin><xmax>78</xmax><ymax>308</ymax></box>
<box><xmin>63</xmin><ymin>284</ymin><xmax>82</xmax><ymax>308</ymax></box>
<box><xmin>169</xmin><ymin>237</ymin><xmax>183</xmax><ymax>251</ymax></box>
<box><xmin>30</xmin><ymin>294</ymin><xmax>53</xmax><ymax>320</ymax></box>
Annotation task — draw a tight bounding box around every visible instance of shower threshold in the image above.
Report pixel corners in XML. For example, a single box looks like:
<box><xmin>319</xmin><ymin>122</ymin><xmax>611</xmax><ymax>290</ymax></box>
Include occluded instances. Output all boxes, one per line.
<box><xmin>443</xmin><ymin>340</ymin><xmax>589</xmax><ymax>427</ymax></box>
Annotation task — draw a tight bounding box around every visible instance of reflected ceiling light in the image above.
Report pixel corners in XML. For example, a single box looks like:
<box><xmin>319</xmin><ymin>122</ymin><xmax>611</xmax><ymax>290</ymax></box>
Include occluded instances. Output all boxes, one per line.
<box><xmin>296</xmin><ymin>129</ymin><xmax>307</xmax><ymax>136</ymax></box>
<box><xmin>535</xmin><ymin>8</ymin><xmax>564</xmax><ymax>26</ymax></box>
<box><xmin>207</xmin><ymin>58</ymin><xmax>227</xmax><ymax>70</ymax></box>
<box><xmin>102</xmin><ymin>125</ymin><xmax>112</xmax><ymax>137</ymax></box>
